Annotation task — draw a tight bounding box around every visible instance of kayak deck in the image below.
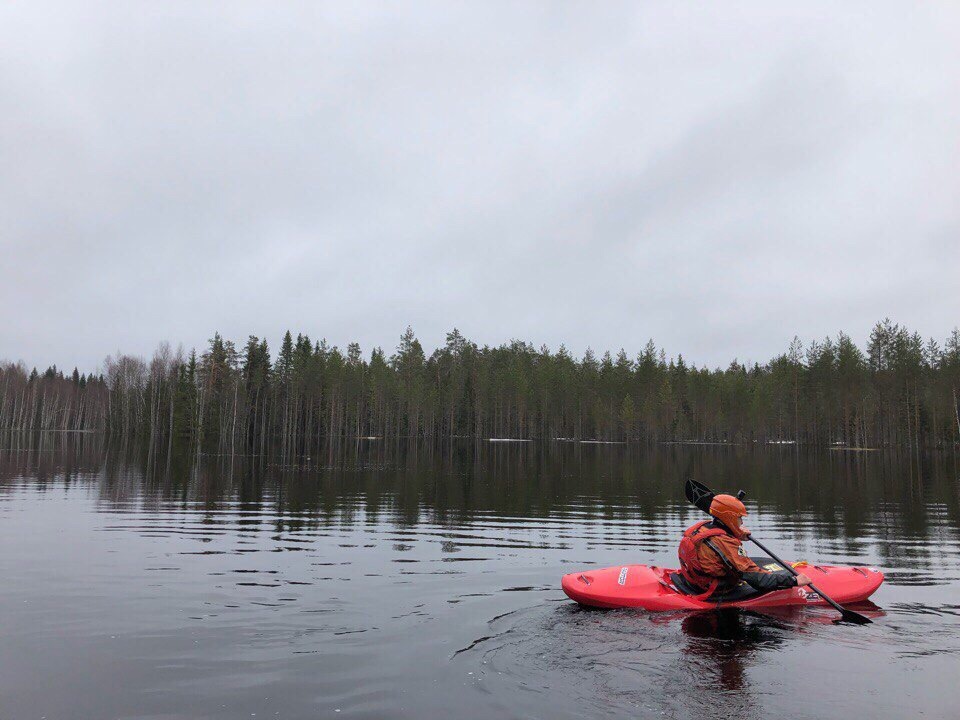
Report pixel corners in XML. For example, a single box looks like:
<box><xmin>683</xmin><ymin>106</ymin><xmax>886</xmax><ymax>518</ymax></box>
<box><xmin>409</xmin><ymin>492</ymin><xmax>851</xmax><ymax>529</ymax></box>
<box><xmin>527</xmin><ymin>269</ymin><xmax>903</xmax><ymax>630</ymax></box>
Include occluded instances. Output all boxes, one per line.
<box><xmin>561</xmin><ymin>560</ymin><xmax>884</xmax><ymax>611</ymax></box>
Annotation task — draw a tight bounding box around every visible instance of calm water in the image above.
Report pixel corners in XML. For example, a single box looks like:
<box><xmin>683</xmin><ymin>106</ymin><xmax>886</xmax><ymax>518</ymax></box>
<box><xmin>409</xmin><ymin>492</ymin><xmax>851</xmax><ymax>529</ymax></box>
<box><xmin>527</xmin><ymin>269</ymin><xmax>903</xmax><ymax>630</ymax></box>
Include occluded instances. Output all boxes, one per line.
<box><xmin>1</xmin><ymin>437</ymin><xmax>959</xmax><ymax>719</ymax></box>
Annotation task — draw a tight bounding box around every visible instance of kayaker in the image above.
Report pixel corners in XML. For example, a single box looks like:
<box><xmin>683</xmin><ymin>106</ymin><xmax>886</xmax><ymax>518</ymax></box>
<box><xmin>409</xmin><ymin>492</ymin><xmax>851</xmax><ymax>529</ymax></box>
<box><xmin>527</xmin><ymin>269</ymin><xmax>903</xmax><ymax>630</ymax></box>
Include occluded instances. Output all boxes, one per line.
<box><xmin>677</xmin><ymin>493</ymin><xmax>812</xmax><ymax>598</ymax></box>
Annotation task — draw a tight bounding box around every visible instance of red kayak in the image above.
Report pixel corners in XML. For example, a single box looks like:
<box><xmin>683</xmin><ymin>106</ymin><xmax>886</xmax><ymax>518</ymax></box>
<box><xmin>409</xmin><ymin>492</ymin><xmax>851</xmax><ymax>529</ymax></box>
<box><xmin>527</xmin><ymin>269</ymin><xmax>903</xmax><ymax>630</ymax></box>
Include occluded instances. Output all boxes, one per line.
<box><xmin>561</xmin><ymin>558</ymin><xmax>884</xmax><ymax>611</ymax></box>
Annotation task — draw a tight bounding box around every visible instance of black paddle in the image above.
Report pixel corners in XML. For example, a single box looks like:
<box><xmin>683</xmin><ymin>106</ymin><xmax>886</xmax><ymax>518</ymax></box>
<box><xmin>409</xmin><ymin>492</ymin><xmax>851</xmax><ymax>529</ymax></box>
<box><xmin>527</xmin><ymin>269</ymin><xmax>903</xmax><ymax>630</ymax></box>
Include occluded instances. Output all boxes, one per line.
<box><xmin>684</xmin><ymin>479</ymin><xmax>872</xmax><ymax>625</ymax></box>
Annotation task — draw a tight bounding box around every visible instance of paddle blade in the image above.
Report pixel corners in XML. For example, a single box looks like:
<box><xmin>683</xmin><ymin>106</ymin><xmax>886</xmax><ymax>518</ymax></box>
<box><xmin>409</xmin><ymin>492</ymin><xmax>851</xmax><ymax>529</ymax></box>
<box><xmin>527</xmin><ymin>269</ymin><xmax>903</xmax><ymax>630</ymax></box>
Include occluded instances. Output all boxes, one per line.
<box><xmin>837</xmin><ymin>609</ymin><xmax>873</xmax><ymax>625</ymax></box>
<box><xmin>685</xmin><ymin>479</ymin><xmax>714</xmax><ymax>513</ymax></box>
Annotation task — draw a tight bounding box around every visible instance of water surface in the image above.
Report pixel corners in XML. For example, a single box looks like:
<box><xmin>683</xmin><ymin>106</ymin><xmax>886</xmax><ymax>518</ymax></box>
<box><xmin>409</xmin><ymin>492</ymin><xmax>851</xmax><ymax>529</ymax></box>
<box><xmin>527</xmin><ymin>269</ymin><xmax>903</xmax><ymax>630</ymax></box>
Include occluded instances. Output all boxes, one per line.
<box><xmin>1</xmin><ymin>437</ymin><xmax>958</xmax><ymax>719</ymax></box>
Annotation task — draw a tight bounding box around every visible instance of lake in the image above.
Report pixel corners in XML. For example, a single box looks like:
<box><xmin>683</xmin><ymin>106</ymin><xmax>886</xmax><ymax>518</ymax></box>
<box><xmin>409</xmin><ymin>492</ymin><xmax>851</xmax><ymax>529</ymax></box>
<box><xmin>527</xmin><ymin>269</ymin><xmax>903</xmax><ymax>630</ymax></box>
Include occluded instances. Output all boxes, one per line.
<box><xmin>1</xmin><ymin>436</ymin><xmax>958</xmax><ymax>719</ymax></box>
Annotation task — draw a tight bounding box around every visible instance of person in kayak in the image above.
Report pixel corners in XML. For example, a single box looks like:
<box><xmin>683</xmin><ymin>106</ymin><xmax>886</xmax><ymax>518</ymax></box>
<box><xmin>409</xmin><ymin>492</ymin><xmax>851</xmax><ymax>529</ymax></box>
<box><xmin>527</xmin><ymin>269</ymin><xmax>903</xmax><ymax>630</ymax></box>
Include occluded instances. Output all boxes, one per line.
<box><xmin>677</xmin><ymin>493</ymin><xmax>812</xmax><ymax>599</ymax></box>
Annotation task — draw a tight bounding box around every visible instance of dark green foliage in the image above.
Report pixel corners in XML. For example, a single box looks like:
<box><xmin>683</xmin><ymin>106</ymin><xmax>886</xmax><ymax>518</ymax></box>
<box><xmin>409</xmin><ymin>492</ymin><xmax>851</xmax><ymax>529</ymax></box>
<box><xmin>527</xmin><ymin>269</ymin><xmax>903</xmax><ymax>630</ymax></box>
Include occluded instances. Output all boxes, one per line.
<box><xmin>172</xmin><ymin>350</ymin><xmax>198</xmax><ymax>440</ymax></box>
<box><xmin>2</xmin><ymin>320</ymin><xmax>959</xmax><ymax>449</ymax></box>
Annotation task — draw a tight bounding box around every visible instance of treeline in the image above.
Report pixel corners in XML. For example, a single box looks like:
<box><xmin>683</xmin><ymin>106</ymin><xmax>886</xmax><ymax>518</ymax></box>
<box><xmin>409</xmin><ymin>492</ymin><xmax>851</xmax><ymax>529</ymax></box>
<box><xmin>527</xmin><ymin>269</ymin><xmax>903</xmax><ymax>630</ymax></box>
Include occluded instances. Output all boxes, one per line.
<box><xmin>0</xmin><ymin>364</ymin><xmax>109</xmax><ymax>435</ymax></box>
<box><xmin>2</xmin><ymin>320</ymin><xmax>959</xmax><ymax>452</ymax></box>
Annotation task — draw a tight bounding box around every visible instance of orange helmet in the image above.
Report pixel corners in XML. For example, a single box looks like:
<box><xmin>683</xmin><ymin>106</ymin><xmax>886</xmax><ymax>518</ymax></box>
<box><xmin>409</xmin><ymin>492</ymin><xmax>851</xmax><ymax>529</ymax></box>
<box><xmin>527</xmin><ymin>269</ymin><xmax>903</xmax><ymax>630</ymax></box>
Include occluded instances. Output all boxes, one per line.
<box><xmin>709</xmin><ymin>494</ymin><xmax>748</xmax><ymax>537</ymax></box>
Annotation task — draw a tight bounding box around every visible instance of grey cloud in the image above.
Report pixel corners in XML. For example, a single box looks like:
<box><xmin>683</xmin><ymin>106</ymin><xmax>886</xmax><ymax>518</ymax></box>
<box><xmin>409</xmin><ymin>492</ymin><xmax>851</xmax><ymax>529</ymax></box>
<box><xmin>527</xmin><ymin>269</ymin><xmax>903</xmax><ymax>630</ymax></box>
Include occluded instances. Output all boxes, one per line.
<box><xmin>1</xmin><ymin>2</ymin><xmax>958</xmax><ymax>372</ymax></box>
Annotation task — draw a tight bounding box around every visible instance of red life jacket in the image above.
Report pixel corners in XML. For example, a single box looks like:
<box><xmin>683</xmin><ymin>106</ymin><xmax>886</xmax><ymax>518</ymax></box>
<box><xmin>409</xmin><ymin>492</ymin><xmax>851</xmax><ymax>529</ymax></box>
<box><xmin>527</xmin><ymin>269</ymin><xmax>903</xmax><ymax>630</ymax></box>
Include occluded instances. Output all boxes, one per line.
<box><xmin>677</xmin><ymin>520</ymin><xmax>731</xmax><ymax>600</ymax></box>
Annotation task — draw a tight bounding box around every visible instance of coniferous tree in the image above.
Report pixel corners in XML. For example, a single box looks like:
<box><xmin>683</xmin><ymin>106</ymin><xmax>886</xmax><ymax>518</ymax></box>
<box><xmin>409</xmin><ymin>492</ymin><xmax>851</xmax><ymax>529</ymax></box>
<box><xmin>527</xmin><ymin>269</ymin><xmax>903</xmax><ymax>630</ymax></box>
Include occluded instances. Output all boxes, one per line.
<box><xmin>5</xmin><ymin>321</ymin><xmax>959</xmax><ymax>450</ymax></box>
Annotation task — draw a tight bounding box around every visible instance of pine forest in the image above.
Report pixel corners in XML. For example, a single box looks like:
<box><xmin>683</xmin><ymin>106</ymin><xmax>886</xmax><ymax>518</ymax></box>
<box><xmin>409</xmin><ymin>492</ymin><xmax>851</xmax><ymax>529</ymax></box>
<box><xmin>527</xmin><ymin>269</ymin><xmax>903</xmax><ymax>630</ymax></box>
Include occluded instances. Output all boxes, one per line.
<box><xmin>2</xmin><ymin>319</ymin><xmax>959</xmax><ymax>453</ymax></box>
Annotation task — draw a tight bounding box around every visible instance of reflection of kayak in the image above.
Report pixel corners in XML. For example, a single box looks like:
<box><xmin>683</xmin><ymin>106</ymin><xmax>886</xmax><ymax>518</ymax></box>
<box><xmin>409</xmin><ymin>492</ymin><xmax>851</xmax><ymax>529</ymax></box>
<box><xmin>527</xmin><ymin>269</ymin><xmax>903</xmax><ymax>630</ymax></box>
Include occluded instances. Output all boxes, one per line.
<box><xmin>561</xmin><ymin>558</ymin><xmax>884</xmax><ymax>611</ymax></box>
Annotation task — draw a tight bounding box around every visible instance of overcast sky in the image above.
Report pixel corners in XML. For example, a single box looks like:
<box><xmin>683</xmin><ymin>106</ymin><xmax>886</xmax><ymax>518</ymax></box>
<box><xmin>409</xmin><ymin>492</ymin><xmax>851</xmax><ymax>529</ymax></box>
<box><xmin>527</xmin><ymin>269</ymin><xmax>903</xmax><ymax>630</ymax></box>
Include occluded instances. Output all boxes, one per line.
<box><xmin>2</xmin><ymin>2</ymin><xmax>958</xmax><ymax>373</ymax></box>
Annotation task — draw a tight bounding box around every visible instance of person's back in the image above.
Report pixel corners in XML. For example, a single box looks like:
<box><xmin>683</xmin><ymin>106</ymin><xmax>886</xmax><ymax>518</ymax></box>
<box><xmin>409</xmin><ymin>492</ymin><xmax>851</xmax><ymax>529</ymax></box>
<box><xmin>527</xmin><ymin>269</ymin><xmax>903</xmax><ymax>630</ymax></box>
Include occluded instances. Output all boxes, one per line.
<box><xmin>677</xmin><ymin>493</ymin><xmax>811</xmax><ymax>596</ymax></box>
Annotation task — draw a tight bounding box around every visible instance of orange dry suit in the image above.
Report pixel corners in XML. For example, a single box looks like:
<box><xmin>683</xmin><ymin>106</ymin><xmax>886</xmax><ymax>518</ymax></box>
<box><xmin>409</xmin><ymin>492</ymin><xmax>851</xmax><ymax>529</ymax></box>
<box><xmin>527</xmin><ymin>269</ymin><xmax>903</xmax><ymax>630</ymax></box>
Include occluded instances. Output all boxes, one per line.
<box><xmin>677</xmin><ymin>520</ymin><xmax>800</xmax><ymax>597</ymax></box>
